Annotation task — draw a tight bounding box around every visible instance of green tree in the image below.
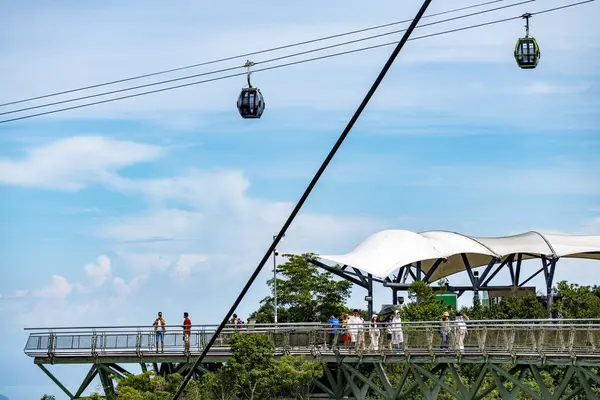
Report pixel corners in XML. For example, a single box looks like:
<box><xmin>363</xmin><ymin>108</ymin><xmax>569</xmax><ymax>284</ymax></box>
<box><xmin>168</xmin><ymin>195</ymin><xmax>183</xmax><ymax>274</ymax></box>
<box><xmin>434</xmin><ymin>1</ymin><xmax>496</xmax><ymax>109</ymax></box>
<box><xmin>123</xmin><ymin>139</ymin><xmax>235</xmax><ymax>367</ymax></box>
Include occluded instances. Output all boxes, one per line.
<box><xmin>198</xmin><ymin>368</ymin><xmax>235</xmax><ymax>400</ymax></box>
<box><xmin>115</xmin><ymin>372</ymin><xmax>172</xmax><ymax>399</ymax></box>
<box><xmin>81</xmin><ymin>394</ymin><xmax>103</xmax><ymax>400</ymax></box>
<box><xmin>552</xmin><ymin>281</ymin><xmax>600</xmax><ymax>319</ymax></box>
<box><xmin>224</xmin><ymin>333</ymin><xmax>277</xmax><ymax>399</ymax></box>
<box><xmin>249</xmin><ymin>253</ymin><xmax>352</xmax><ymax>323</ymax></box>
<box><xmin>474</xmin><ymin>291</ymin><xmax>546</xmax><ymax>320</ymax></box>
<box><xmin>108</xmin><ymin>371</ymin><xmax>199</xmax><ymax>400</ymax></box>
<box><xmin>273</xmin><ymin>355</ymin><xmax>324</xmax><ymax>399</ymax></box>
<box><xmin>402</xmin><ymin>281</ymin><xmax>447</xmax><ymax>321</ymax></box>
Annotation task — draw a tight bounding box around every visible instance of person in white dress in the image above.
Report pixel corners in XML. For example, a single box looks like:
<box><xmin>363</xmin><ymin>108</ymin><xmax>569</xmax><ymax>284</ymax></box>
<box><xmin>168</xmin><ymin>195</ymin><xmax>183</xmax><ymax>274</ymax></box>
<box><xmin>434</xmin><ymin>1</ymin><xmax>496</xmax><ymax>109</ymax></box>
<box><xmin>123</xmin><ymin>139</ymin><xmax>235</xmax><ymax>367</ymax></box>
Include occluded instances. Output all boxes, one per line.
<box><xmin>347</xmin><ymin>309</ymin><xmax>365</xmax><ymax>351</ymax></box>
<box><xmin>390</xmin><ymin>310</ymin><xmax>404</xmax><ymax>352</ymax></box>
<box><xmin>368</xmin><ymin>314</ymin><xmax>380</xmax><ymax>351</ymax></box>
<box><xmin>456</xmin><ymin>312</ymin><xmax>468</xmax><ymax>351</ymax></box>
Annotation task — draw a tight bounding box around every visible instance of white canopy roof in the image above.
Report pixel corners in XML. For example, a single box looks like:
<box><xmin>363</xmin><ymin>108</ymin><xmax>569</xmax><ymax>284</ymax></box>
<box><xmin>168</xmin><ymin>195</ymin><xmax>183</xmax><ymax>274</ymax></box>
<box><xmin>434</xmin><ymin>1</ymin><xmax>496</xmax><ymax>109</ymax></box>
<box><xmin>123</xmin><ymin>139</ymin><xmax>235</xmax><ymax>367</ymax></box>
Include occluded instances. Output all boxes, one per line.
<box><xmin>317</xmin><ymin>230</ymin><xmax>600</xmax><ymax>281</ymax></box>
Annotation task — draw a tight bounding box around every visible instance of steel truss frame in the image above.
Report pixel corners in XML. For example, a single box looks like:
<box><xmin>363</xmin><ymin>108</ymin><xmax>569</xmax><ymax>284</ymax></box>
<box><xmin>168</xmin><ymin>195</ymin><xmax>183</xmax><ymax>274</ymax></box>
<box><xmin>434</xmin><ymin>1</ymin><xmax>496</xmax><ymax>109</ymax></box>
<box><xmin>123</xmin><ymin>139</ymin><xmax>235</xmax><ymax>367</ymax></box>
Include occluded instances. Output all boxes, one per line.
<box><xmin>36</xmin><ymin>361</ymin><xmax>218</xmax><ymax>399</ymax></box>
<box><xmin>308</xmin><ymin>253</ymin><xmax>560</xmax><ymax>316</ymax></box>
<box><xmin>310</xmin><ymin>362</ymin><xmax>600</xmax><ymax>400</ymax></box>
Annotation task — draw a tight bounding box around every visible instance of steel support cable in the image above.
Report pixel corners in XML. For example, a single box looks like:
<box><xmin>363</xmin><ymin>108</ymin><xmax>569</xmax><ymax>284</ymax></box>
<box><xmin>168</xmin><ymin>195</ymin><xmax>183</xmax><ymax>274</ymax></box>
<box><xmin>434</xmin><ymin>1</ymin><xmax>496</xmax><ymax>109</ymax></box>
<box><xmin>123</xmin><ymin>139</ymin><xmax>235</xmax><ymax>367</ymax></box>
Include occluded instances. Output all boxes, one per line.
<box><xmin>0</xmin><ymin>0</ymin><xmax>535</xmax><ymax>118</ymax></box>
<box><xmin>0</xmin><ymin>0</ymin><xmax>593</xmax><ymax>125</ymax></box>
<box><xmin>171</xmin><ymin>2</ymin><xmax>435</xmax><ymax>399</ymax></box>
<box><xmin>0</xmin><ymin>0</ymin><xmax>509</xmax><ymax>108</ymax></box>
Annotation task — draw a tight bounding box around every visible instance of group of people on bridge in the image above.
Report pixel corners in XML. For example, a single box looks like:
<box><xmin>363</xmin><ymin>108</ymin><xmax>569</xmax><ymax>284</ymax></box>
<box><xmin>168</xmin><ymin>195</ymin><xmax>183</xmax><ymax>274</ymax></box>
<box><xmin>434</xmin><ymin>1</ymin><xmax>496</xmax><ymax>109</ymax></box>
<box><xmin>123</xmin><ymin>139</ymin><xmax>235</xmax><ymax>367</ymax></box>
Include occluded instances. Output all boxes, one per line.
<box><xmin>326</xmin><ymin>309</ymin><xmax>469</xmax><ymax>352</ymax></box>
<box><xmin>152</xmin><ymin>311</ymin><xmax>192</xmax><ymax>353</ymax></box>
<box><xmin>149</xmin><ymin>308</ymin><xmax>470</xmax><ymax>354</ymax></box>
<box><xmin>151</xmin><ymin>311</ymin><xmax>245</xmax><ymax>354</ymax></box>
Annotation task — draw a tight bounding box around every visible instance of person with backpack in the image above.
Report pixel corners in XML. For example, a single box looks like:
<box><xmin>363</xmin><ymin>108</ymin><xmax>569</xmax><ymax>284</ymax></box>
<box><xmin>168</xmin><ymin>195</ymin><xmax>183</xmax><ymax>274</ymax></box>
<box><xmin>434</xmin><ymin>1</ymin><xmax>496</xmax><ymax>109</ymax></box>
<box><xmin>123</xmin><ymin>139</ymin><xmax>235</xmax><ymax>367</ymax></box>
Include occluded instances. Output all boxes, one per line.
<box><xmin>440</xmin><ymin>311</ymin><xmax>451</xmax><ymax>350</ymax></box>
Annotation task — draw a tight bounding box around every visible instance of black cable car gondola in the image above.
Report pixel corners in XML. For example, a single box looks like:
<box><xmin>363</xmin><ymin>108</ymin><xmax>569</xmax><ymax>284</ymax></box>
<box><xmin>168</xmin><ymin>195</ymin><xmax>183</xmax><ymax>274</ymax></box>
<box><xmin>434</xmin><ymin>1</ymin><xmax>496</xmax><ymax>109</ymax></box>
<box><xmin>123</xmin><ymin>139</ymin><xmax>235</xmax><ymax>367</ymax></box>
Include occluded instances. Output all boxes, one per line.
<box><xmin>237</xmin><ymin>60</ymin><xmax>265</xmax><ymax>119</ymax></box>
<box><xmin>514</xmin><ymin>13</ymin><xmax>540</xmax><ymax>69</ymax></box>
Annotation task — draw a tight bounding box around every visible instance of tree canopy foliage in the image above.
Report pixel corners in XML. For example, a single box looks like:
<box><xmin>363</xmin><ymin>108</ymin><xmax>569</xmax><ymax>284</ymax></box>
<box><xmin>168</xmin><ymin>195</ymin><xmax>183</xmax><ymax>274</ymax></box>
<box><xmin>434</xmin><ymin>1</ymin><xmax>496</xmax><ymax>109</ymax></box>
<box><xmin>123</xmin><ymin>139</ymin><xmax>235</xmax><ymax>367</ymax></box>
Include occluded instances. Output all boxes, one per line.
<box><xmin>249</xmin><ymin>253</ymin><xmax>353</xmax><ymax>323</ymax></box>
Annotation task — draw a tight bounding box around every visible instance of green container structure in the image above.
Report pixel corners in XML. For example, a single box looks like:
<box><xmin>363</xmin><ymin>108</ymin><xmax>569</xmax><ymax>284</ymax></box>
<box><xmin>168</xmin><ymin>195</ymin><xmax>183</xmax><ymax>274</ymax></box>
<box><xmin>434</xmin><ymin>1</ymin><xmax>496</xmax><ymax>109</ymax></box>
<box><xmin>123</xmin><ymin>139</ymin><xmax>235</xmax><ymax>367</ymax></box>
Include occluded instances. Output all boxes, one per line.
<box><xmin>480</xmin><ymin>290</ymin><xmax>490</xmax><ymax>307</ymax></box>
<box><xmin>436</xmin><ymin>291</ymin><xmax>457</xmax><ymax>309</ymax></box>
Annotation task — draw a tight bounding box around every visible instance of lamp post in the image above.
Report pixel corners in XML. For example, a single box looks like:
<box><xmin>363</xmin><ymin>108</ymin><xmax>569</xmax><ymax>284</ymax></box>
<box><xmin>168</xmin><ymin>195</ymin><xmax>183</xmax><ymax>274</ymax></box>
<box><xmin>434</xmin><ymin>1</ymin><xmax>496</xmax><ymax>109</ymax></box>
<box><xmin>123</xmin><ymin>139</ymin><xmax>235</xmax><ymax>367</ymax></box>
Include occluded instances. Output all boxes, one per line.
<box><xmin>273</xmin><ymin>234</ymin><xmax>284</xmax><ymax>324</ymax></box>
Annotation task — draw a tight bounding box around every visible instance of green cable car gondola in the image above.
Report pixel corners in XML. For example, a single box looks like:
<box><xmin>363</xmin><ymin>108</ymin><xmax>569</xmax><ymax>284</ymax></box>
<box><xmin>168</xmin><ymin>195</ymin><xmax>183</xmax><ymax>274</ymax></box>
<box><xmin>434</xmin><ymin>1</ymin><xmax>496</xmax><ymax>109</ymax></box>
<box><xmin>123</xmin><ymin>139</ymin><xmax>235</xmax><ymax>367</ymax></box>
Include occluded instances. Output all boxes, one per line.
<box><xmin>514</xmin><ymin>13</ymin><xmax>540</xmax><ymax>69</ymax></box>
<box><xmin>237</xmin><ymin>60</ymin><xmax>265</xmax><ymax>119</ymax></box>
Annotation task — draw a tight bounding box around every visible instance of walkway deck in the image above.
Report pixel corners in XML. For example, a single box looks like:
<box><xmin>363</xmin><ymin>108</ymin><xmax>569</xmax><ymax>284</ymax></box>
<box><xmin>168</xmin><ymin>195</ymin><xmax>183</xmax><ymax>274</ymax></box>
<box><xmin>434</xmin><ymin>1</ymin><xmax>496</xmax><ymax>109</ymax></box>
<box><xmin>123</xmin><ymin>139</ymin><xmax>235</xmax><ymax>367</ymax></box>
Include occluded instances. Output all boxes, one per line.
<box><xmin>25</xmin><ymin>319</ymin><xmax>600</xmax><ymax>366</ymax></box>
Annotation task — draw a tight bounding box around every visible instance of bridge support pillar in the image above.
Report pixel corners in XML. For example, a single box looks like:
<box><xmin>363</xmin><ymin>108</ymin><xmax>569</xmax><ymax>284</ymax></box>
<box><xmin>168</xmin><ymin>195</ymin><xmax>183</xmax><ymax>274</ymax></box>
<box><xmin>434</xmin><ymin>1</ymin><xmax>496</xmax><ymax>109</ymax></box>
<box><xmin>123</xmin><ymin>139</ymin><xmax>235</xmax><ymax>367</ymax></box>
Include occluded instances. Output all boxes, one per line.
<box><xmin>367</xmin><ymin>274</ymin><xmax>373</xmax><ymax>319</ymax></box>
<box><xmin>544</xmin><ymin>256</ymin><xmax>558</xmax><ymax>318</ymax></box>
<box><xmin>97</xmin><ymin>365</ymin><xmax>116</xmax><ymax>399</ymax></box>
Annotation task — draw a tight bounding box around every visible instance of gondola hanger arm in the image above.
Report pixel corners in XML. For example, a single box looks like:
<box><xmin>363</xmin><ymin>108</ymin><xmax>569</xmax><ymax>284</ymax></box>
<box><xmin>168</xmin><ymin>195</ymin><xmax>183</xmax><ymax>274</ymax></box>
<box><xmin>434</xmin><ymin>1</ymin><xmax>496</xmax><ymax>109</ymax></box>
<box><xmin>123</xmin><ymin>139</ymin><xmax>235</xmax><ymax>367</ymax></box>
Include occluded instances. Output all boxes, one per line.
<box><xmin>244</xmin><ymin>60</ymin><xmax>256</xmax><ymax>88</ymax></box>
<box><xmin>521</xmin><ymin>12</ymin><xmax>532</xmax><ymax>36</ymax></box>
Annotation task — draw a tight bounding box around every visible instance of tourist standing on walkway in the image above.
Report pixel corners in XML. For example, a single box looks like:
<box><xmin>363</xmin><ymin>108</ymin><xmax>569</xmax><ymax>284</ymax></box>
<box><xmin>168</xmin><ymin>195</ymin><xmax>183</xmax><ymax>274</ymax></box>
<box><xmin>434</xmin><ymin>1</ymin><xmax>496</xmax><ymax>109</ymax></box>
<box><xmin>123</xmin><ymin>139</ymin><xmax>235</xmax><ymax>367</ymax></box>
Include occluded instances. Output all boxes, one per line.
<box><xmin>232</xmin><ymin>314</ymin><xmax>244</xmax><ymax>329</ymax></box>
<box><xmin>153</xmin><ymin>312</ymin><xmax>166</xmax><ymax>354</ymax></box>
<box><xmin>341</xmin><ymin>314</ymin><xmax>351</xmax><ymax>348</ymax></box>
<box><xmin>183</xmin><ymin>312</ymin><xmax>192</xmax><ymax>353</ymax></box>
<box><xmin>368</xmin><ymin>314</ymin><xmax>380</xmax><ymax>351</ymax></box>
<box><xmin>348</xmin><ymin>309</ymin><xmax>365</xmax><ymax>351</ymax></box>
<box><xmin>456</xmin><ymin>312</ymin><xmax>468</xmax><ymax>351</ymax></box>
<box><xmin>440</xmin><ymin>311</ymin><xmax>450</xmax><ymax>350</ymax></box>
<box><xmin>384</xmin><ymin>312</ymin><xmax>394</xmax><ymax>350</ymax></box>
<box><xmin>327</xmin><ymin>314</ymin><xmax>340</xmax><ymax>350</ymax></box>
<box><xmin>390</xmin><ymin>310</ymin><xmax>404</xmax><ymax>352</ymax></box>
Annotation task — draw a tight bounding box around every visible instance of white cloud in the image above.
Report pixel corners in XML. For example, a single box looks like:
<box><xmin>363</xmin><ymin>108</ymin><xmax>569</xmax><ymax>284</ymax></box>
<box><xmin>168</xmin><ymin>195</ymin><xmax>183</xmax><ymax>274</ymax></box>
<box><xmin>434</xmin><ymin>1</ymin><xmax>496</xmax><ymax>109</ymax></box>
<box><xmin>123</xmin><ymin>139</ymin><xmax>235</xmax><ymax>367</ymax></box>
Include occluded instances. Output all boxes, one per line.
<box><xmin>113</xmin><ymin>252</ymin><xmax>177</xmax><ymax>273</ymax></box>
<box><xmin>170</xmin><ymin>254</ymin><xmax>209</xmax><ymax>281</ymax></box>
<box><xmin>582</xmin><ymin>216</ymin><xmax>600</xmax><ymax>234</ymax></box>
<box><xmin>33</xmin><ymin>275</ymin><xmax>72</xmax><ymax>299</ymax></box>
<box><xmin>113</xmin><ymin>275</ymin><xmax>146</xmax><ymax>298</ymax></box>
<box><xmin>0</xmin><ymin>136</ymin><xmax>162</xmax><ymax>190</ymax></box>
<box><xmin>103</xmin><ymin>209</ymin><xmax>205</xmax><ymax>242</ymax></box>
<box><xmin>98</xmin><ymin>167</ymin><xmax>388</xmax><ymax>261</ymax></box>
<box><xmin>518</xmin><ymin>82</ymin><xmax>591</xmax><ymax>96</ymax></box>
<box><xmin>0</xmin><ymin>290</ymin><xmax>28</xmax><ymax>299</ymax></box>
<box><xmin>84</xmin><ymin>255</ymin><xmax>112</xmax><ymax>286</ymax></box>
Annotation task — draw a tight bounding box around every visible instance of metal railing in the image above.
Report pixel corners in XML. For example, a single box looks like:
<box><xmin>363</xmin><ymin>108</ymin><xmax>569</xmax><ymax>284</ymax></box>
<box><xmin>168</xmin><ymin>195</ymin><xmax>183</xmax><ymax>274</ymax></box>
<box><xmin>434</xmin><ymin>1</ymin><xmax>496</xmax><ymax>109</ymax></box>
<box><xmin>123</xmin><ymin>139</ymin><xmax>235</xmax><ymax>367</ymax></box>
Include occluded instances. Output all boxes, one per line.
<box><xmin>24</xmin><ymin>319</ymin><xmax>600</xmax><ymax>360</ymax></box>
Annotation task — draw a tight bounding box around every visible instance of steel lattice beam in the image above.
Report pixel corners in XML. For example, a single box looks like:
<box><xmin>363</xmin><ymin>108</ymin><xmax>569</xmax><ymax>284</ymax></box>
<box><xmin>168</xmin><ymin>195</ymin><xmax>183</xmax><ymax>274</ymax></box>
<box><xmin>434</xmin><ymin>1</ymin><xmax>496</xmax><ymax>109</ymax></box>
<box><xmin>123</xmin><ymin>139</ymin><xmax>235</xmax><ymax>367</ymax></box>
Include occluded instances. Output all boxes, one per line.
<box><xmin>310</xmin><ymin>362</ymin><xmax>600</xmax><ymax>399</ymax></box>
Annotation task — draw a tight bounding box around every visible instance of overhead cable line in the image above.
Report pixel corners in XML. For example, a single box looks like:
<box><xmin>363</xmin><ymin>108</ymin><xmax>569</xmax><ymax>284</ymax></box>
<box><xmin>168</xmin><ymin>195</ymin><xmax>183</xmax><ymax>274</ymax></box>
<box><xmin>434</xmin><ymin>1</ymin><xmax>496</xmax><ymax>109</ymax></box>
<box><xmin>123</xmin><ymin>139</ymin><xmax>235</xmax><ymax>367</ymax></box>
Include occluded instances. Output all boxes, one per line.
<box><xmin>0</xmin><ymin>0</ymin><xmax>512</xmax><ymax>108</ymax></box>
<box><xmin>171</xmin><ymin>1</ymin><xmax>435</xmax><ymax>398</ymax></box>
<box><xmin>0</xmin><ymin>0</ymin><xmax>535</xmax><ymax>118</ymax></box>
<box><xmin>0</xmin><ymin>0</ymin><xmax>593</xmax><ymax>125</ymax></box>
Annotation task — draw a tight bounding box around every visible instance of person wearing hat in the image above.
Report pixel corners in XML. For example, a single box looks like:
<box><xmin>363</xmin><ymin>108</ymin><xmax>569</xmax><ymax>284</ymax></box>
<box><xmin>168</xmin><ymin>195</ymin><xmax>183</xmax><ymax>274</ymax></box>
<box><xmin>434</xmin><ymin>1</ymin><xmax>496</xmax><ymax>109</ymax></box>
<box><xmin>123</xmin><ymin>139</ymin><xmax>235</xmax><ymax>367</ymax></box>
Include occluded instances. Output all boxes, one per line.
<box><xmin>390</xmin><ymin>309</ymin><xmax>404</xmax><ymax>353</ymax></box>
<box><xmin>368</xmin><ymin>314</ymin><xmax>380</xmax><ymax>351</ymax></box>
<box><xmin>440</xmin><ymin>311</ymin><xmax>450</xmax><ymax>350</ymax></box>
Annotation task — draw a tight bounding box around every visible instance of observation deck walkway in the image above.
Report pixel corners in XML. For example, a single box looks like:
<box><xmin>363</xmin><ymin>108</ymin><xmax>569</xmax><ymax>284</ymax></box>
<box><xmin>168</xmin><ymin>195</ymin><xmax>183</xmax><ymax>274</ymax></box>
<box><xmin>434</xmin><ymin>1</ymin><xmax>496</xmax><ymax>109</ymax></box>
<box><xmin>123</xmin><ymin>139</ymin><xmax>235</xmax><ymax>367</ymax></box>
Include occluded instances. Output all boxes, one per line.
<box><xmin>25</xmin><ymin>319</ymin><xmax>600</xmax><ymax>400</ymax></box>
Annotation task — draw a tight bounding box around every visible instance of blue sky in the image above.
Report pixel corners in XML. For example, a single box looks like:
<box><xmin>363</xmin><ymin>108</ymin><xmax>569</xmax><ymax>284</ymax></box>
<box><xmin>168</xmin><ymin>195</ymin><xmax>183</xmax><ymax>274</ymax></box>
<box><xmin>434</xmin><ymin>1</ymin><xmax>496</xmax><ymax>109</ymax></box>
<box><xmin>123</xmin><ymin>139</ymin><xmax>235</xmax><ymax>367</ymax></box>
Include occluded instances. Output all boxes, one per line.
<box><xmin>1</xmin><ymin>0</ymin><xmax>599</xmax><ymax>398</ymax></box>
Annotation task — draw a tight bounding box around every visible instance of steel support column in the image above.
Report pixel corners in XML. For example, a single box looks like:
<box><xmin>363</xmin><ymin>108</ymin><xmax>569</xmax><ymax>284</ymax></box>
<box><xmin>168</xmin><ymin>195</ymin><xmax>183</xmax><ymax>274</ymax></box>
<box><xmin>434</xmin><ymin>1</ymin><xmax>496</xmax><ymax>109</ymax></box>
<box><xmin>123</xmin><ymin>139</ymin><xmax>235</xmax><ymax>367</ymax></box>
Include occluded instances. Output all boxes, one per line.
<box><xmin>546</xmin><ymin>257</ymin><xmax>558</xmax><ymax>317</ymax></box>
<box><xmin>97</xmin><ymin>366</ymin><xmax>116</xmax><ymax>400</ymax></box>
<box><xmin>367</xmin><ymin>273</ymin><xmax>373</xmax><ymax>319</ymax></box>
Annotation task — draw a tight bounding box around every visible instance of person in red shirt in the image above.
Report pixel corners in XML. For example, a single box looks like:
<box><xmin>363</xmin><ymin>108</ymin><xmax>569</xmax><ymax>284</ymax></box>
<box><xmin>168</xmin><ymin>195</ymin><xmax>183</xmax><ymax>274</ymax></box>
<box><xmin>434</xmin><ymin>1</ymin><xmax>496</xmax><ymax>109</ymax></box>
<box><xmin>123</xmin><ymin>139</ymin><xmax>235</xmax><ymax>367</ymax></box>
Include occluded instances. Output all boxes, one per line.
<box><xmin>182</xmin><ymin>312</ymin><xmax>192</xmax><ymax>353</ymax></box>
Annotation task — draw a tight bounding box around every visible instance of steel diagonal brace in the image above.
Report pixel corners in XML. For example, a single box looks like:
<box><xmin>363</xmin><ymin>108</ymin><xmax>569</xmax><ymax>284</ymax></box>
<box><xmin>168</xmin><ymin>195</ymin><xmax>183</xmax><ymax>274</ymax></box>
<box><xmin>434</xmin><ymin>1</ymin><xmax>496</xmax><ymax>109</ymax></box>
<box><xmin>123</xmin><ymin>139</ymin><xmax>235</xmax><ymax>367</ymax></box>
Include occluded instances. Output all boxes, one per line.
<box><xmin>340</xmin><ymin>363</ymin><xmax>387</xmax><ymax>398</ymax></box>
<box><xmin>474</xmin><ymin>365</ymin><xmax>523</xmax><ymax>400</ymax></box>
<box><xmin>411</xmin><ymin>364</ymin><xmax>457</xmax><ymax>398</ymax></box>
<box><xmin>37</xmin><ymin>364</ymin><xmax>74</xmax><ymax>399</ymax></box>
<box><xmin>488</xmin><ymin>364</ymin><xmax>543</xmax><ymax>400</ymax></box>
<box><xmin>74</xmin><ymin>365</ymin><xmax>98</xmax><ymax>399</ymax></box>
